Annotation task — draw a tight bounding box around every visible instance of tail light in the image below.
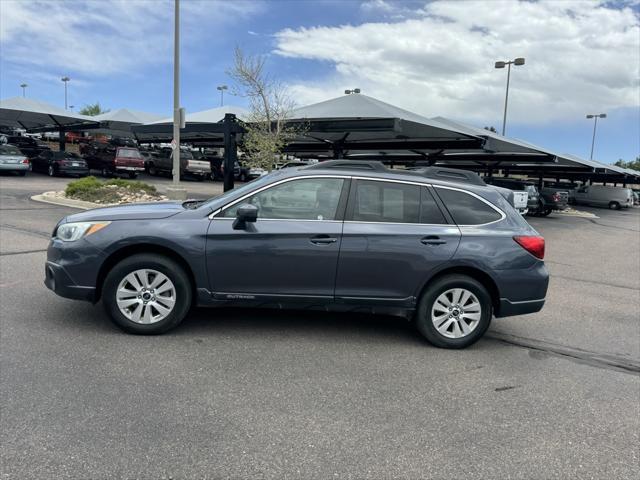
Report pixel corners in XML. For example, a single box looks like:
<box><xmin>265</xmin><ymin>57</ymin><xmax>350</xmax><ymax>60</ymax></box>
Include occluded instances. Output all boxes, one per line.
<box><xmin>552</xmin><ymin>192</ymin><xmax>561</xmax><ymax>202</ymax></box>
<box><xmin>513</xmin><ymin>235</ymin><xmax>545</xmax><ymax>260</ymax></box>
<box><xmin>22</xmin><ymin>158</ymin><xmax>29</xmax><ymax>164</ymax></box>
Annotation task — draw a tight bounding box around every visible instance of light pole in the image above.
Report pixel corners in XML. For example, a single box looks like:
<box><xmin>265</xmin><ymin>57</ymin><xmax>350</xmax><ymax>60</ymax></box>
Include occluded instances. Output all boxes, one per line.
<box><xmin>61</xmin><ymin>76</ymin><xmax>70</xmax><ymax>109</ymax></box>
<box><xmin>586</xmin><ymin>113</ymin><xmax>606</xmax><ymax>160</ymax></box>
<box><xmin>167</xmin><ymin>0</ymin><xmax>187</xmax><ymax>199</ymax></box>
<box><xmin>20</xmin><ymin>83</ymin><xmax>28</xmax><ymax>97</ymax></box>
<box><xmin>344</xmin><ymin>88</ymin><xmax>361</xmax><ymax>94</ymax></box>
<box><xmin>217</xmin><ymin>85</ymin><xmax>228</xmax><ymax>107</ymax></box>
<box><xmin>69</xmin><ymin>105</ymin><xmax>74</xmax><ymax>112</ymax></box>
<box><xmin>494</xmin><ymin>57</ymin><xmax>525</xmax><ymax>135</ymax></box>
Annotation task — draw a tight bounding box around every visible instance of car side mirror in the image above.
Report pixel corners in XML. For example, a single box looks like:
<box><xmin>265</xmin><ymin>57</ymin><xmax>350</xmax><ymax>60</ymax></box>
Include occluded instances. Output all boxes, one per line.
<box><xmin>232</xmin><ymin>204</ymin><xmax>258</xmax><ymax>230</ymax></box>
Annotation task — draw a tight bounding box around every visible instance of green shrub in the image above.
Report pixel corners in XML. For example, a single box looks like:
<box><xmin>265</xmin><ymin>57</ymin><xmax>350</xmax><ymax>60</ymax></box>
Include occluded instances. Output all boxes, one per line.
<box><xmin>65</xmin><ymin>176</ymin><xmax>157</xmax><ymax>203</ymax></box>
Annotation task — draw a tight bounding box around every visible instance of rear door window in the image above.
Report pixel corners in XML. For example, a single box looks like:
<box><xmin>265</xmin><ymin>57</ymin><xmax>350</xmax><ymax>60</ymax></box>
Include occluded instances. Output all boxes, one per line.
<box><xmin>349</xmin><ymin>180</ymin><xmax>420</xmax><ymax>223</ymax></box>
<box><xmin>435</xmin><ymin>187</ymin><xmax>502</xmax><ymax>225</ymax></box>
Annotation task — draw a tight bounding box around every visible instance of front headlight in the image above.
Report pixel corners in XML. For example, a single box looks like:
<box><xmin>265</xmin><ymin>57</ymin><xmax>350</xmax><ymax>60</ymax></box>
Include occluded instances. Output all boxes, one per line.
<box><xmin>56</xmin><ymin>221</ymin><xmax>111</xmax><ymax>242</ymax></box>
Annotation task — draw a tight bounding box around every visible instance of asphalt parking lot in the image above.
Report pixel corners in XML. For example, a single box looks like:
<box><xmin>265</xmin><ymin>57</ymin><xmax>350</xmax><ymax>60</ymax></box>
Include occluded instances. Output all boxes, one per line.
<box><xmin>1</xmin><ymin>173</ymin><xmax>639</xmax><ymax>479</ymax></box>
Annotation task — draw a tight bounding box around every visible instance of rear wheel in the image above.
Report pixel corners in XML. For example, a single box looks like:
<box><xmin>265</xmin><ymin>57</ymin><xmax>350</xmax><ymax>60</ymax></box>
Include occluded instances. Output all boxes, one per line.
<box><xmin>609</xmin><ymin>201</ymin><xmax>621</xmax><ymax>210</ymax></box>
<box><xmin>101</xmin><ymin>167</ymin><xmax>111</xmax><ymax>178</ymax></box>
<box><xmin>128</xmin><ymin>172</ymin><xmax>138</xmax><ymax>179</ymax></box>
<box><xmin>540</xmin><ymin>207</ymin><xmax>552</xmax><ymax>216</ymax></box>
<box><xmin>17</xmin><ymin>171</ymin><xmax>26</xmax><ymax>177</ymax></box>
<box><xmin>102</xmin><ymin>254</ymin><xmax>192</xmax><ymax>334</ymax></box>
<box><xmin>148</xmin><ymin>163</ymin><xmax>158</xmax><ymax>176</ymax></box>
<box><xmin>415</xmin><ymin>274</ymin><xmax>492</xmax><ymax>349</ymax></box>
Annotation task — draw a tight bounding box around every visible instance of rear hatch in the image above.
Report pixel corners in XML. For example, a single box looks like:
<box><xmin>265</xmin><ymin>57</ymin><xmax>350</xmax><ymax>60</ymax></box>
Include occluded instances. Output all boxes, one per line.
<box><xmin>186</xmin><ymin>159</ymin><xmax>211</xmax><ymax>173</ymax></box>
<box><xmin>114</xmin><ymin>148</ymin><xmax>144</xmax><ymax>169</ymax></box>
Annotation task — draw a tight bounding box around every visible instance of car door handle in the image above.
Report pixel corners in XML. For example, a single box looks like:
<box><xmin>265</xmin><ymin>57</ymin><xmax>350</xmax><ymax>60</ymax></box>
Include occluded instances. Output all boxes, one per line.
<box><xmin>421</xmin><ymin>236</ymin><xmax>446</xmax><ymax>245</ymax></box>
<box><xmin>310</xmin><ymin>235</ymin><xmax>337</xmax><ymax>245</ymax></box>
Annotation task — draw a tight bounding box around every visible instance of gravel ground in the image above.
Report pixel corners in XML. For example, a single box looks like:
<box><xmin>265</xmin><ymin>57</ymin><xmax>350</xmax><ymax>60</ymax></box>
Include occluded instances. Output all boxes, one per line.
<box><xmin>1</xmin><ymin>172</ymin><xmax>639</xmax><ymax>479</ymax></box>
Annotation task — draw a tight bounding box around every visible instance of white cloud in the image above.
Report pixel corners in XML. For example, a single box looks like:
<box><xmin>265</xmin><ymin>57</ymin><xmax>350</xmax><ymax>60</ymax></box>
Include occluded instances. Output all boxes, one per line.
<box><xmin>0</xmin><ymin>0</ymin><xmax>262</xmax><ymax>77</ymax></box>
<box><xmin>275</xmin><ymin>0</ymin><xmax>640</xmax><ymax>125</ymax></box>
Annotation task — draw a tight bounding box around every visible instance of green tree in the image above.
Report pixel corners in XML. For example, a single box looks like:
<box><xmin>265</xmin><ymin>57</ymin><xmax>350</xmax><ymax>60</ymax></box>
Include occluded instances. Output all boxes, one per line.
<box><xmin>227</xmin><ymin>47</ymin><xmax>302</xmax><ymax>170</ymax></box>
<box><xmin>79</xmin><ymin>102</ymin><xmax>109</xmax><ymax>116</ymax></box>
<box><xmin>614</xmin><ymin>156</ymin><xmax>640</xmax><ymax>171</ymax></box>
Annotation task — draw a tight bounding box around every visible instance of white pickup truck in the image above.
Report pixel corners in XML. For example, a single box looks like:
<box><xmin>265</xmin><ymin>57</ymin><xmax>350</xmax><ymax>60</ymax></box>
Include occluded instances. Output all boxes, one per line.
<box><xmin>491</xmin><ymin>185</ymin><xmax>529</xmax><ymax>215</ymax></box>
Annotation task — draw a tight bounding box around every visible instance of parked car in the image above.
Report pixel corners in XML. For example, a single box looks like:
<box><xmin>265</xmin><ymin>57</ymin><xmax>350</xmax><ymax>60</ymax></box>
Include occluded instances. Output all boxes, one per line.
<box><xmin>31</xmin><ymin>150</ymin><xmax>89</xmax><ymax>177</ymax></box>
<box><xmin>4</xmin><ymin>135</ymin><xmax>50</xmax><ymax>159</ymax></box>
<box><xmin>632</xmin><ymin>190</ymin><xmax>640</xmax><ymax>206</ymax></box>
<box><xmin>0</xmin><ymin>144</ymin><xmax>30</xmax><ymax>176</ymax></box>
<box><xmin>81</xmin><ymin>142</ymin><xmax>145</xmax><ymax>178</ymax></box>
<box><xmin>145</xmin><ymin>147</ymin><xmax>210</xmax><ymax>180</ymax></box>
<box><xmin>278</xmin><ymin>160</ymin><xmax>313</xmax><ymax>169</ymax></box>
<box><xmin>44</xmin><ymin>161</ymin><xmax>548</xmax><ymax>349</ymax></box>
<box><xmin>574</xmin><ymin>184</ymin><xmax>634</xmax><ymax>210</ymax></box>
<box><xmin>483</xmin><ymin>177</ymin><xmax>539</xmax><ymax>215</ymax></box>
<box><xmin>543</xmin><ymin>181</ymin><xmax>580</xmax><ymax>204</ymax></box>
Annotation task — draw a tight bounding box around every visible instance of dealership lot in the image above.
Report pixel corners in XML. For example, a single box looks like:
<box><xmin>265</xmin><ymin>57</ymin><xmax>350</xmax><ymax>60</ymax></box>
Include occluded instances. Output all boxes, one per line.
<box><xmin>1</xmin><ymin>174</ymin><xmax>639</xmax><ymax>478</ymax></box>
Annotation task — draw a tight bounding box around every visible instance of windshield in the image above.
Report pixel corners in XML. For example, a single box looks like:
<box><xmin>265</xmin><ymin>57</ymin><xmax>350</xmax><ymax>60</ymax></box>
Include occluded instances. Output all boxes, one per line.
<box><xmin>201</xmin><ymin>171</ymin><xmax>281</xmax><ymax>209</ymax></box>
<box><xmin>0</xmin><ymin>145</ymin><xmax>22</xmax><ymax>155</ymax></box>
<box><xmin>118</xmin><ymin>148</ymin><xmax>141</xmax><ymax>158</ymax></box>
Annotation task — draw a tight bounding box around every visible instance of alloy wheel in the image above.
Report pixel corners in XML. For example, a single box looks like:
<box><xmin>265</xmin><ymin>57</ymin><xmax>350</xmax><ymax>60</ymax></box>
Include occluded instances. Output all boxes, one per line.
<box><xmin>431</xmin><ymin>288</ymin><xmax>482</xmax><ymax>339</ymax></box>
<box><xmin>116</xmin><ymin>269</ymin><xmax>176</xmax><ymax>324</ymax></box>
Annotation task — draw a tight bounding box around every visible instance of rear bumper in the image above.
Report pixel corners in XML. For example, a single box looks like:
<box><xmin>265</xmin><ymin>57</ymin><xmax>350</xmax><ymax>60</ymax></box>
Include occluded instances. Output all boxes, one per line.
<box><xmin>496</xmin><ymin>297</ymin><xmax>545</xmax><ymax>317</ymax></box>
<box><xmin>44</xmin><ymin>261</ymin><xmax>96</xmax><ymax>302</ymax></box>
<box><xmin>58</xmin><ymin>166</ymin><xmax>89</xmax><ymax>176</ymax></box>
<box><xmin>115</xmin><ymin>166</ymin><xmax>144</xmax><ymax>172</ymax></box>
<box><xmin>0</xmin><ymin>163</ymin><xmax>29</xmax><ymax>172</ymax></box>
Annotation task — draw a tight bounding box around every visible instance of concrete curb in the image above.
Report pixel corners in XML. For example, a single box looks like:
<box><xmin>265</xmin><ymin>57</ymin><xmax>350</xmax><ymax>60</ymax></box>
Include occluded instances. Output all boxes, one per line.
<box><xmin>30</xmin><ymin>192</ymin><xmax>112</xmax><ymax>210</ymax></box>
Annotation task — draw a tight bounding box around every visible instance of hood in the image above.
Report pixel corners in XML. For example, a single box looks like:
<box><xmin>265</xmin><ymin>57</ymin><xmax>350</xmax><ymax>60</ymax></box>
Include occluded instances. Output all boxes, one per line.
<box><xmin>64</xmin><ymin>201</ymin><xmax>185</xmax><ymax>222</ymax></box>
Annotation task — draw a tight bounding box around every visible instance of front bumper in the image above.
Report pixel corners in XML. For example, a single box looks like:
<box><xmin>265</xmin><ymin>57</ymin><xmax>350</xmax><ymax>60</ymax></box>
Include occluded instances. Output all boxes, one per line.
<box><xmin>44</xmin><ymin>261</ymin><xmax>96</xmax><ymax>301</ymax></box>
<box><xmin>44</xmin><ymin>238</ymin><xmax>106</xmax><ymax>302</ymax></box>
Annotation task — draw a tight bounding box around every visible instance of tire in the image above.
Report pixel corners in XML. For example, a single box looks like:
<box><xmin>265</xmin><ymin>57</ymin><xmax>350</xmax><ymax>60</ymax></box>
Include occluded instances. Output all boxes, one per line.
<box><xmin>196</xmin><ymin>174</ymin><xmax>205</xmax><ymax>182</ymax></box>
<box><xmin>102</xmin><ymin>254</ymin><xmax>192</xmax><ymax>335</ymax></box>
<box><xmin>48</xmin><ymin>165</ymin><xmax>56</xmax><ymax>177</ymax></box>
<box><xmin>101</xmin><ymin>167</ymin><xmax>111</xmax><ymax>178</ymax></box>
<box><xmin>148</xmin><ymin>164</ymin><xmax>158</xmax><ymax>176</ymax></box>
<box><xmin>17</xmin><ymin>171</ymin><xmax>26</xmax><ymax>177</ymax></box>
<box><xmin>240</xmin><ymin>173</ymin><xmax>247</xmax><ymax>182</ymax></box>
<box><xmin>128</xmin><ymin>172</ymin><xmax>138</xmax><ymax>179</ymax></box>
<box><xmin>540</xmin><ymin>208</ymin><xmax>552</xmax><ymax>217</ymax></box>
<box><xmin>415</xmin><ymin>274</ymin><xmax>492</xmax><ymax>349</ymax></box>
<box><xmin>609</xmin><ymin>201</ymin><xmax>621</xmax><ymax>210</ymax></box>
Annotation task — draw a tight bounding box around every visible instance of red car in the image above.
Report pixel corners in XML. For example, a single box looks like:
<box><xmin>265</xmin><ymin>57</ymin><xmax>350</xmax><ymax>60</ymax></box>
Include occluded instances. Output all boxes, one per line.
<box><xmin>81</xmin><ymin>142</ymin><xmax>145</xmax><ymax>178</ymax></box>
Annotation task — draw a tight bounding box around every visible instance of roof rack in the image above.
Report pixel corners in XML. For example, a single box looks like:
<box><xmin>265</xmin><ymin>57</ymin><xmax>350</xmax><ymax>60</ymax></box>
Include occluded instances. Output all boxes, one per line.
<box><xmin>304</xmin><ymin>160</ymin><xmax>388</xmax><ymax>172</ymax></box>
<box><xmin>410</xmin><ymin>166</ymin><xmax>486</xmax><ymax>186</ymax></box>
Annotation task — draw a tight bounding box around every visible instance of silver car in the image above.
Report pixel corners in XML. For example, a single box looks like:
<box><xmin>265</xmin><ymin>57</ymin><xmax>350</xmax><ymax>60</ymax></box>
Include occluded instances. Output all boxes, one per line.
<box><xmin>0</xmin><ymin>144</ymin><xmax>30</xmax><ymax>176</ymax></box>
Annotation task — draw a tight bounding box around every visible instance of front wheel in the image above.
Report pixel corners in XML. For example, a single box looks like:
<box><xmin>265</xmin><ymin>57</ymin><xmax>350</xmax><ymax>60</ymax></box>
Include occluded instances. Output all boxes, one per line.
<box><xmin>102</xmin><ymin>254</ymin><xmax>192</xmax><ymax>335</ymax></box>
<box><xmin>415</xmin><ymin>274</ymin><xmax>492</xmax><ymax>349</ymax></box>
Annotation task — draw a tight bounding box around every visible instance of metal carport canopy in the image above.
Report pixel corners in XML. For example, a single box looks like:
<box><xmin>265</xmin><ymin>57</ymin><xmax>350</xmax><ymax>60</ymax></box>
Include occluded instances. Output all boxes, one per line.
<box><xmin>0</xmin><ymin>97</ymin><xmax>100</xmax><ymax>132</ymax></box>
<box><xmin>91</xmin><ymin>108</ymin><xmax>165</xmax><ymax>136</ymax></box>
<box><xmin>282</xmin><ymin>94</ymin><xmax>486</xmax><ymax>156</ymax></box>
<box><xmin>132</xmin><ymin>106</ymin><xmax>249</xmax><ymax>144</ymax></box>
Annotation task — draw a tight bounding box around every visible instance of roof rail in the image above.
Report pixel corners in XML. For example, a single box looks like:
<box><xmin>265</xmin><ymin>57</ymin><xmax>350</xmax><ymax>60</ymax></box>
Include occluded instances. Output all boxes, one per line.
<box><xmin>410</xmin><ymin>166</ymin><xmax>486</xmax><ymax>186</ymax></box>
<box><xmin>304</xmin><ymin>160</ymin><xmax>388</xmax><ymax>172</ymax></box>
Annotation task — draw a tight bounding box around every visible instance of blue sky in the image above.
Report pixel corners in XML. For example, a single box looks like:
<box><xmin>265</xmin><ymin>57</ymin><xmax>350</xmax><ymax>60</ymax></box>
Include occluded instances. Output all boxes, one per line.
<box><xmin>1</xmin><ymin>0</ymin><xmax>638</xmax><ymax>163</ymax></box>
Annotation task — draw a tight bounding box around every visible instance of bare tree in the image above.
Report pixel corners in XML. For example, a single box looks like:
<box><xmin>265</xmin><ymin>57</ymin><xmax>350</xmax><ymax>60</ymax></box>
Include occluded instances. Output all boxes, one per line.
<box><xmin>227</xmin><ymin>47</ymin><xmax>301</xmax><ymax>169</ymax></box>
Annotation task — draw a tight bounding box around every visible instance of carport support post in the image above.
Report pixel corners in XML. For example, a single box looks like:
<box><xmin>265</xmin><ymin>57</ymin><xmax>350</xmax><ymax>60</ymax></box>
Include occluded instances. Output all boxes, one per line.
<box><xmin>58</xmin><ymin>128</ymin><xmax>65</xmax><ymax>152</ymax></box>
<box><xmin>538</xmin><ymin>174</ymin><xmax>543</xmax><ymax>189</ymax></box>
<box><xmin>223</xmin><ymin>113</ymin><xmax>236</xmax><ymax>192</ymax></box>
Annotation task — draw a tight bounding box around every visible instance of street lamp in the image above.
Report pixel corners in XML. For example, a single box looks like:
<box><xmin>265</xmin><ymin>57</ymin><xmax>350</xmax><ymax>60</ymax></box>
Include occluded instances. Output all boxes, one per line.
<box><xmin>69</xmin><ymin>105</ymin><xmax>75</xmax><ymax>112</ymax></box>
<box><xmin>20</xmin><ymin>83</ymin><xmax>28</xmax><ymax>97</ymax></box>
<box><xmin>61</xmin><ymin>76</ymin><xmax>70</xmax><ymax>109</ymax></box>
<box><xmin>494</xmin><ymin>57</ymin><xmax>525</xmax><ymax>135</ymax></box>
<box><xmin>586</xmin><ymin>113</ymin><xmax>606</xmax><ymax>160</ymax></box>
<box><xmin>217</xmin><ymin>85</ymin><xmax>228</xmax><ymax>107</ymax></box>
<box><xmin>344</xmin><ymin>88</ymin><xmax>361</xmax><ymax>94</ymax></box>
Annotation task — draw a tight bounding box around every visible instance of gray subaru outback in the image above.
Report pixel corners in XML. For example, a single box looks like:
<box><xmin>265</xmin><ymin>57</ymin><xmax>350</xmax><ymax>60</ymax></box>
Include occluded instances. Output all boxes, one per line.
<box><xmin>45</xmin><ymin>161</ymin><xmax>548</xmax><ymax>348</ymax></box>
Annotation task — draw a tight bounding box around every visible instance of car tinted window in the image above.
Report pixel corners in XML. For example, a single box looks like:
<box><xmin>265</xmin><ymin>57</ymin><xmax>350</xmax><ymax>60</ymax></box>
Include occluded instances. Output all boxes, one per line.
<box><xmin>350</xmin><ymin>180</ymin><xmax>420</xmax><ymax>223</ymax></box>
<box><xmin>420</xmin><ymin>188</ymin><xmax>446</xmax><ymax>224</ymax></box>
<box><xmin>223</xmin><ymin>178</ymin><xmax>345</xmax><ymax>220</ymax></box>
<box><xmin>436</xmin><ymin>188</ymin><xmax>502</xmax><ymax>225</ymax></box>
<box><xmin>0</xmin><ymin>145</ymin><xmax>21</xmax><ymax>155</ymax></box>
<box><xmin>118</xmin><ymin>148</ymin><xmax>141</xmax><ymax>158</ymax></box>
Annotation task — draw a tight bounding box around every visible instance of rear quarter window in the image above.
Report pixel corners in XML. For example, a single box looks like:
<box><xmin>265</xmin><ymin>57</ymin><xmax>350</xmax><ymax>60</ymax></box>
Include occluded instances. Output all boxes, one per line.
<box><xmin>435</xmin><ymin>187</ymin><xmax>503</xmax><ymax>225</ymax></box>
